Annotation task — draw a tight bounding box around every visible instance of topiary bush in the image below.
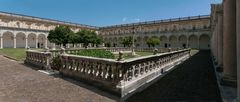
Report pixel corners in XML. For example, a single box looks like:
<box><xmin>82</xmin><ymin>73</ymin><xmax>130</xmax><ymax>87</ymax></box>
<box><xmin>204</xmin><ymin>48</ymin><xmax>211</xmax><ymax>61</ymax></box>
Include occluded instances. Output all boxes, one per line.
<box><xmin>72</xmin><ymin>49</ymin><xmax>115</xmax><ymax>59</ymax></box>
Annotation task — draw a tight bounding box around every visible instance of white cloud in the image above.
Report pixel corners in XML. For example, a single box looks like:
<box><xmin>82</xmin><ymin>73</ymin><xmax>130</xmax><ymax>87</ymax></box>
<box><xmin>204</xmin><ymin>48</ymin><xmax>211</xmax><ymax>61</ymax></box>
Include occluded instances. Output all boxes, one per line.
<box><xmin>122</xmin><ymin>17</ymin><xmax>127</xmax><ymax>22</ymax></box>
<box><xmin>134</xmin><ymin>18</ymin><xmax>140</xmax><ymax>22</ymax></box>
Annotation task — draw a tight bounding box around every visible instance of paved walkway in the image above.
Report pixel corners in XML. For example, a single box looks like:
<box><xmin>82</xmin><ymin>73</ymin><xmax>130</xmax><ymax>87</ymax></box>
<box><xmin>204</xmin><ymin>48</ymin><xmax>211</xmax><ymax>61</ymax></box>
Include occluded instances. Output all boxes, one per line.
<box><xmin>0</xmin><ymin>56</ymin><xmax>117</xmax><ymax>102</ymax></box>
<box><xmin>0</xmin><ymin>51</ymin><xmax>222</xmax><ymax>102</ymax></box>
<box><xmin>126</xmin><ymin>51</ymin><xmax>222</xmax><ymax>102</ymax></box>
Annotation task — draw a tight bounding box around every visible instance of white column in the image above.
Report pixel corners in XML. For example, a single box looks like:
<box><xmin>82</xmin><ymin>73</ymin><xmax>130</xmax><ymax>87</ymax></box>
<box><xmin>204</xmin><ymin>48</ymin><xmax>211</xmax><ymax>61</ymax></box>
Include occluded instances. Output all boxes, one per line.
<box><xmin>67</xmin><ymin>43</ymin><xmax>70</xmax><ymax>48</ymax></box>
<box><xmin>237</xmin><ymin>0</ymin><xmax>240</xmax><ymax>100</ymax></box>
<box><xmin>44</xmin><ymin>39</ymin><xmax>47</xmax><ymax>48</ymax></box>
<box><xmin>25</xmin><ymin>37</ymin><xmax>28</xmax><ymax>48</ymax></box>
<box><xmin>222</xmin><ymin>0</ymin><xmax>237</xmax><ymax>84</ymax></box>
<box><xmin>73</xmin><ymin>44</ymin><xmax>76</xmax><ymax>48</ymax></box>
<box><xmin>79</xmin><ymin>43</ymin><xmax>82</xmax><ymax>48</ymax></box>
<box><xmin>35</xmin><ymin>38</ymin><xmax>38</xmax><ymax>48</ymax></box>
<box><xmin>13</xmin><ymin>37</ymin><xmax>16</xmax><ymax>48</ymax></box>
<box><xmin>0</xmin><ymin>36</ymin><xmax>2</xmax><ymax>49</ymax></box>
<box><xmin>51</xmin><ymin>43</ymin><xmax>56</xmax><ymax>50</ymax></box>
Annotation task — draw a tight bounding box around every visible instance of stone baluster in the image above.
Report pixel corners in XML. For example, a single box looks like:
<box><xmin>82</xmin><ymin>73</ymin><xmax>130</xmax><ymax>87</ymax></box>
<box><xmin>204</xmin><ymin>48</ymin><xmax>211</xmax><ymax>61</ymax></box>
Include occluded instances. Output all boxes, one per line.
<box><xmin>131</xmin><ymin>65</ymin><xmax>135</xmax><ymax>79</ymax></box>
<box><xmin>44</xmin><ymin>51</ymin><xmax>52</xmax><ymax>70</ymax></box>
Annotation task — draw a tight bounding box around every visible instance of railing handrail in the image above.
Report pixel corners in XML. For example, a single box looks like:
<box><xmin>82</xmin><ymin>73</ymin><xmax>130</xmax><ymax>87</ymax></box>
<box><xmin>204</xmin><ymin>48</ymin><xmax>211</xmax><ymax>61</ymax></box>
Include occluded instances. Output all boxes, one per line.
<box><xmin>60</xmin><ymin>48</ymin><xmax>190</xmax><ymax>63</ymax></box>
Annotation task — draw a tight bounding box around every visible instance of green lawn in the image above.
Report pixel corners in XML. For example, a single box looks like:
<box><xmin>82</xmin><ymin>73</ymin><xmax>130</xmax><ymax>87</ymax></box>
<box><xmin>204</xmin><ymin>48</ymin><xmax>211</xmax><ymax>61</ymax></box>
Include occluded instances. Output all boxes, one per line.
<box><xmin>0</xmin><ymin>48</ymin><xmax>43</xmax><ymax>61</ymax></box>
<box><xmin>190</xmin><ymin>49</ymin><xmax>199</xmax><ymax>56</ymax></box>
<box><xmin>114</xmin><ymin>51</ymin><xmax>153</xmax><ymax>59</ymax></box>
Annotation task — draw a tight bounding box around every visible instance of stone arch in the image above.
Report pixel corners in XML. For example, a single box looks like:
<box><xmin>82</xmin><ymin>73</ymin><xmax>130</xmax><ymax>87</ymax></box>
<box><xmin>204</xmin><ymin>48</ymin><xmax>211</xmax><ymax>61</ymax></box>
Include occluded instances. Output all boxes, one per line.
<box><xmin>38</xmin><ymin>34</ymin><xmax>46</xmax><ymax>48</ymax></box>
<box><xmin>28</xmin><ymin>33</ymin><xmax>37</xmax><ymax>48</ymax></box>
<box><xmin>178</xmin><ymin>35</ymin><xmax>187</xmax><ymax>48</ymax></box>
<box><xmin>2</xmin><ymin>31</ymin><xmax>14</xmax><ymax>48</ymax></box>
<box><xmin>199</xmin><ymin>34</ymin><xmax>210</xmax><ymax>50</ymax></box>
<box><xmin>113</xmin><ymin>37</ymin><xmax>118</xmax><ymax>47</ymax></box>
<box><xmin>160</xmin><ymin>36</ymin><xmax>168</xmax><ymax>48</ymax></box>
<box><xmin>136</xmin><ymin>36</ymin><xmax>142</xmax><ymax>47</ymax></box>
<box><xmin>169</xmin><ymin>35</ymin><xmax>178</xmax><ymax>48</ymax></box>
<box><xmin>109</xmin><ymin>37</ymin><xmax>113</xmax><ymax>47</ymax></box>
<box><xmin>16</xmin><ymin>32</ymin><xmax>26</xmax><ymax>48</ymax></box>
<box><xmin>118</xmin><ymin>37</ymin><xmax>123</xmax><ymax>47</ymax></box>
<box><xmin>188</xmin><ymin>35</ymin><xmax>198</xmax><ymax>49</ymax></box>
<box><xmin>143</xmin><ymin>36</ymin><xmax>149</xmax><ymax>47</ymax></box>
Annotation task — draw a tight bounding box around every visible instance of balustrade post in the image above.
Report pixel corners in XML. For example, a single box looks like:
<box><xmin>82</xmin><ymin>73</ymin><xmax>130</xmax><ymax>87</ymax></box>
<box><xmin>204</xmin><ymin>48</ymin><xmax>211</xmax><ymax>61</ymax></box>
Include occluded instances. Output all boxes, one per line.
<box><xmin>61</xmin><ymin>47</ymin><xmax>66</xmax><ymax>54</ymax></box>
<box><xmin>44</xmin><ymin>51</ymin><xmax>52</xmax><ymax>70</ymax></box>
<box><xmin>0</xmin><ymin>36</ymin><xmax>3</xmax><ymax>49</ymax></box>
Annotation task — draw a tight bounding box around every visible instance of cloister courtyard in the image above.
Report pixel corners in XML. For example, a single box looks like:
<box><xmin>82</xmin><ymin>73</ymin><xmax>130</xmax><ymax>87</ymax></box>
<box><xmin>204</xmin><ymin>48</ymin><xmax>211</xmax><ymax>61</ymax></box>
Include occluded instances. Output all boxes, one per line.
<box><xmin>0</xmin><ymin>0</ymin><xmax>240</xmax><ymax>102</ymax></box>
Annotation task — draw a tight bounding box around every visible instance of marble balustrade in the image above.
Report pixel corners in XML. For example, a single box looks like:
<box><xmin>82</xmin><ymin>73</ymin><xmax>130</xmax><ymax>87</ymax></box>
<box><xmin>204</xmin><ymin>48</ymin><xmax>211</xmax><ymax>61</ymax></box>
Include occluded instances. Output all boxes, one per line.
<box><xmin>59</xmin><ymin>49</ymin><xmax>190</xmax><ymax>98</ymax></box>
<box><xmin>24</xmin><ymin>50</ymin><xmax>51</xmax><ymax>70</ymax></box>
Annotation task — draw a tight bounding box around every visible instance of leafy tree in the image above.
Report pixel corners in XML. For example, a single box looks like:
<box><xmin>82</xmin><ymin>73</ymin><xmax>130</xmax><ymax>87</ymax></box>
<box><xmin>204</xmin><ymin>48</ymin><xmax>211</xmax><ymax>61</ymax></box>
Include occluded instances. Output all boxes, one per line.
<box><xmin>146</xmin><ymin>37</ymin><xmax>160</xmax><ymax>48</ymax></box>
<box><xmin>76</xmin><ymin>29</ymin><xmax>102</xmax><ymax>48</ymax></box>
<box><xmin>121</xmin><ymin>36</ymin><xmax>136</xmax><ymax>47</ymax></box>
<box><xmin>48</xmin><ymin>26</ymin><xmax>73</xmax><ymax>47</ymax></box>
<box><xmin>68</xmin><ymin>31</ymin><xmax>78</xmax><ymax>47</ymax></box>
<box><xmin>48</xmin><ymin>26</ymin><xmax>102</xmax><ymax>48</ymax></box>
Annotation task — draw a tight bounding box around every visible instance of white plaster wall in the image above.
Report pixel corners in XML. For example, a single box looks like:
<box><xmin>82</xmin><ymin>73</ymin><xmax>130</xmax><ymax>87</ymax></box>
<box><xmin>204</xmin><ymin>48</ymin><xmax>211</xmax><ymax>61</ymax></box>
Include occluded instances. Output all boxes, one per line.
<box><xmin>199</xmin><ymin>35</ymin><xmax>210</xmax><ymax>50</ymax></box>
<box><xmin>38</xmin><ymin>34</ymin><xmax>46</xmax><ymax>48</ymax></box>
<box><xmin>2</xmin><ymin>33</ymin><xmax>14</xmax><ymax>48</ymax></box>
<box><xmin>189</xmin><ymin>35</ymin><xmax>198</xmax><ymax>49</ymax></box>
<box><xmin>160</xmin><ymin>36</ymin><xmax>168</xmax><ymax>48</ymax></box>
<box><xmin>169</xmin><ymin>36</ymin><xmax>178</xmax><ymax>48</ymax></box>
<box><xmin>179</xmin><ymin>35</ymin><xmax>187</xmax><ymax>48</ymax></box>
<box><xmin>28</xmin><ymin>34</ymin><xmax>36</xmax><ymax>48</ymax></box>
<box><xmin>16</xmin><ymin>33</ymin><xmax>26</xmax><ymax>48</ymax></box>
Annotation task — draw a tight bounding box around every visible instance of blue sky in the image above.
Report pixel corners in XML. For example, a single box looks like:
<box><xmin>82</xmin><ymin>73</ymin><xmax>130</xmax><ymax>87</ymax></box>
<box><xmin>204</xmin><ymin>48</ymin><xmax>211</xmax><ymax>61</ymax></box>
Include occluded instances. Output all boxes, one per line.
<box><xmin>0</xmin><ymin>0</ymin><xmax>222</xmax><ymax>27</ymax></box>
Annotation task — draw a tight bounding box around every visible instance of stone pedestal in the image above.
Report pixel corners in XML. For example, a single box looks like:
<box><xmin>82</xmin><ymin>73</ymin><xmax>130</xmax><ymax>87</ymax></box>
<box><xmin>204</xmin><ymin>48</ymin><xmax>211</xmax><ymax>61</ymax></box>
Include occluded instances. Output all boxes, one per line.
<box><xmin>222</xmin><ymin>0</ymin><xmax>237</xmax><ymax>86</ymax></box>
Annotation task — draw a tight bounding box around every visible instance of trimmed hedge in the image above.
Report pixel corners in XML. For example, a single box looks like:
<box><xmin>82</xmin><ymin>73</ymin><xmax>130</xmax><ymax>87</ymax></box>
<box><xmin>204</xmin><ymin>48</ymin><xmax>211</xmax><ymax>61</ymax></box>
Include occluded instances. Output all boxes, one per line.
<box><xmin>72</xmin><ymin>49</ymin><xmax>115</xmax><ymax>59</ymax></box>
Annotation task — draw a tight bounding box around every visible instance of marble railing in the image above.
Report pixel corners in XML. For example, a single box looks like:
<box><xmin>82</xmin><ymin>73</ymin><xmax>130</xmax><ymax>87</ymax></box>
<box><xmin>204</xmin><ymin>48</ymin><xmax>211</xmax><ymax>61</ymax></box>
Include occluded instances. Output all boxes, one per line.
<box><xmin>59</xmin><ymin>49</ymin><xmax>191</xmax><ymax>98</ymax></box>
<box><xmin>49</xmin><ymin>47</ymin><xmax>164</xmax><ymax>57</ymax></box>
<box><xmin>105</xmin><ymin>47</ymin><xmax>132</xmax><ymax>53</ymax></box>
<box><xmin>24</xmin><ymin>50</ymin><xmax>52</xmax><ymax>70</ymax></box>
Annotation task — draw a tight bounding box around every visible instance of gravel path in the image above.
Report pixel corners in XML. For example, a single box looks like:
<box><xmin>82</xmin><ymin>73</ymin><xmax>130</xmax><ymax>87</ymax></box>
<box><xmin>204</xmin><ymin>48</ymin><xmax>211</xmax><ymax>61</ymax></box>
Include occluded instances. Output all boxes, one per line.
<box><xmin>0</xmin><ymin>56</ymin><xmax>117</xmax><ymax>102</ymax></box>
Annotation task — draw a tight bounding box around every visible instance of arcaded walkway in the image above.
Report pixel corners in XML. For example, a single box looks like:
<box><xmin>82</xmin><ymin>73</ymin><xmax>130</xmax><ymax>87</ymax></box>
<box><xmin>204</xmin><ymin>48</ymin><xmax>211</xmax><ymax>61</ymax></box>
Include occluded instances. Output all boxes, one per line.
<box><xmin>127</xmin><ymin>51</ymin><xmax>222</xmax><ymax>102</ymax></box>
<box><xmin>0</xmin><ymin>56</ymin><xmax>116</xmax><ymax>102</ymax></box>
